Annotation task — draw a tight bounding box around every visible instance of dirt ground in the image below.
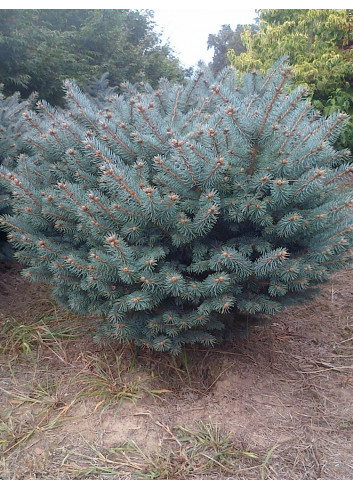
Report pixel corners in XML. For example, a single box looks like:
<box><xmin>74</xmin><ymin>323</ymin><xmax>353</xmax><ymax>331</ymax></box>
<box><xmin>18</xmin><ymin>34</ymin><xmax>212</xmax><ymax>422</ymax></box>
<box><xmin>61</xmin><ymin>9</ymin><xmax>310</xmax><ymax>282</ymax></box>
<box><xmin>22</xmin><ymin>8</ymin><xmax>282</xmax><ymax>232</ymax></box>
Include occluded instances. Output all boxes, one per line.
<box><xmin>0</xmin><ymin>262</ymin><xmax>352</xmax><ymax>480</ymax></box>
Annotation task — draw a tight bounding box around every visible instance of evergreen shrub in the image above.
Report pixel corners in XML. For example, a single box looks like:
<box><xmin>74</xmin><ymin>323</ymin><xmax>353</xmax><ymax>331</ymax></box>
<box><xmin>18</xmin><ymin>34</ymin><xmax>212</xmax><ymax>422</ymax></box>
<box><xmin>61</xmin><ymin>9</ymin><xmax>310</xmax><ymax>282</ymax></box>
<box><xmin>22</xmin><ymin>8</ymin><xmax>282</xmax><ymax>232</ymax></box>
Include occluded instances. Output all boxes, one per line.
<box><xmin>1</xmin><ymin>58</ymin><xmax>353</xmax><ymax>352</ymax></box>
<box><xmin>0</xmin><ymin>86</ymin><xmax>35</xmax><ymax>260</ymax></box>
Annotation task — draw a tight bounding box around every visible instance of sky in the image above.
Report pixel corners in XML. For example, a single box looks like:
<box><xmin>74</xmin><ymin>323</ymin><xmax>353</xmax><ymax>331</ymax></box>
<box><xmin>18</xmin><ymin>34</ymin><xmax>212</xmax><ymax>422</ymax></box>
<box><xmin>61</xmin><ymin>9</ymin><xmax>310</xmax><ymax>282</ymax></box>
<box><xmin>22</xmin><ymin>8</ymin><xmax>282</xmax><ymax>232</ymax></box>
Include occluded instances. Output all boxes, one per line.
<box><xmin>152</xmin><ymin>9</ymin><xmax>257</xmax><ymax>68</ymax></box>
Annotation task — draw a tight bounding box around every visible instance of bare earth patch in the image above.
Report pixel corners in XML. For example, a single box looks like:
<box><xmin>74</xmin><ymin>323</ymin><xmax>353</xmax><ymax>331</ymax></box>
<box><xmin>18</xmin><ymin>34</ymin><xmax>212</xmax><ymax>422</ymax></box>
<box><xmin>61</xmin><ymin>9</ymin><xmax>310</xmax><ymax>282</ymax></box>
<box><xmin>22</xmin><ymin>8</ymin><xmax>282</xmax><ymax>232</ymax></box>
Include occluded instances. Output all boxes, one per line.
<box><xmin>0</xmin><ymin>262</ymin><xmax>352</xmax><ymax>479</ymax></box>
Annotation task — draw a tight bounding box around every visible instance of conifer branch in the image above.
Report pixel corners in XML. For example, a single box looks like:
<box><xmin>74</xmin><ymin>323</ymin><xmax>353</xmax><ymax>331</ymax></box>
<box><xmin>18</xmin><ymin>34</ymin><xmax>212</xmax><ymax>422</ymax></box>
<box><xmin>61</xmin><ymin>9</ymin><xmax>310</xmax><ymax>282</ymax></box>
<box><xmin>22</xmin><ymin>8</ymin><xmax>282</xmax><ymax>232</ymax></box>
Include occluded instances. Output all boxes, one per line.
<box><xmin>194</xmin><ymin>97</ymin><xmax>214</xmax><ymax>123</ymax></box>
<box><xmin>60</xmin><ymin>122</ymin><xmax>84</xmax><ymax>144</ymax></box>
<box><xmin>292</xmin><ymin>169</ymin><xmax>326</xmax><ymax>196</ymax></box>
<box><xmin>171</xmin><ymin>89</ymin><xmax>182</xmax><ymax>126</ymax></box>
<box><xmin>155</xmin><ymin>90</ymin><xmax>167</xmax><ymax>114</ymax></box>
<box><xmin>23</xmin><ymin>112</ymin><xmax>47</xmax><ymax>139</ymax></box>
<box><xmin>57</xmin><ymin>182</ymin><xmax>81</xmax><ymax>207</ymax></box>
<box><xmin>184</xmin><ymin>70</ymin><xmax>204</xmax><ymax>105</ymax></box>
<box><xmin>2</xmin><ymin>171</ymin><xmax>41</xmax><ymax>208</ymax></box>
<box><xmin>292</xmin><ymin>145</ymin><xmax>324</xmax><ymax>167</ymax></box>
<box><xmin>278</xmin><ymin>107</ymin><xmax>308</xmax><ymax>154</ymax></box>
<box><xmin>106</xmin><ymin>235</ymin><xmax>129</xmax><ymax>265</ymax></box>
<box><xmin>136</xmin><ymin>104</ymin><xmax>165</xmax><ymax>144</ymax></box>
<box><xmin>211</xmin><ymin>84</ymin><xmax>230</xmax><ymax>104</ymax></box>
<box><xmin>64</xmin><ymin>86</ymin><xmax>100</xmax><ymax>133</ymax></box>
<box><xmin>259</xmin><ymin>58</ymin><xmax>291</xmax><ymax>94</ymax></box>
<box><xmin>186</xmin><ymin>142</ymin><xmax>213</xmax><ymax>166</ymax></box>
<box><xmin>276</xmin><ymin>88</ymin><xmax>308</xmax><ymax>125</ymax></box>
<box><xmin>88</xmin><ymin>194</ymin><xmax>122</xmax><ymax>226</ymax></box>
<box><xmin>322</xmin><ymin>114</ymin><xmax>347</xmax><ymax>141</ymax></box>
<box><xmin>36</xmin><ymin>102</ymin><xmax>56</xmax><ymax>120</ymax></box>
<box><xmin>318</xmin><ymin>151</ymin><xmax>351</xmax><ymax>168</ymax></box>
<box><xmin>324</xmin><ymin>167</ymin><xmax>353</xmax><ymax>186</ymax></box>
<box><xmin>153</xmin><ymin>156</ymin><xmax>187</xmax><ymax>187</ymax></box>
<box><xmin>100</xmin><ymin>167</ymin><xmax>143</xmax><ymax>206</ymax></box>
<box><xmin>248</xmin><ymin>73</ymin><xmax>289</xmax><ymax>176</ymax></box>
<box><xmin>99</xmin><ymin>121</ymin><xmax>137</xmax><ymax>157</ymax></box>
<box><xmin>202</xmin><ymin>158</ymin><xmax>227</xmax><ymax>186</ymax></box>
<box><xmin>172</xmin><ymin>140</ymin><xmax>200</xmax><ymax>191</ymax></box>
<box><xmin>225</xmin><ymin>106</ymin><xmax>250</xmax><ymax>138</ymax></box>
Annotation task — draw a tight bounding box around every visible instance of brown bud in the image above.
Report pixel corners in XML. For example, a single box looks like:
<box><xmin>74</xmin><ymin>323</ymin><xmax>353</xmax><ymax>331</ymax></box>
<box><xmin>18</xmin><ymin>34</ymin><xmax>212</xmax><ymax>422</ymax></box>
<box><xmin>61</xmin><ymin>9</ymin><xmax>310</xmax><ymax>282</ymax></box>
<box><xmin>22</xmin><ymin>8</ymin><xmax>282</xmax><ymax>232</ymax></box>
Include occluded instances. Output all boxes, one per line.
<box><xmin>214</xmin><ymin>276</ymin><xmax>226</xmax><ymax>283</ymax></box>
<box><xmin>169</xmin><ymin>276</ymin><xmax>180</xmax><ymax>282</ymax></box>
<box><xmin>208</xmin><ymin>205</ymin><xmax>217</xmax><ymax>214</ymax></box>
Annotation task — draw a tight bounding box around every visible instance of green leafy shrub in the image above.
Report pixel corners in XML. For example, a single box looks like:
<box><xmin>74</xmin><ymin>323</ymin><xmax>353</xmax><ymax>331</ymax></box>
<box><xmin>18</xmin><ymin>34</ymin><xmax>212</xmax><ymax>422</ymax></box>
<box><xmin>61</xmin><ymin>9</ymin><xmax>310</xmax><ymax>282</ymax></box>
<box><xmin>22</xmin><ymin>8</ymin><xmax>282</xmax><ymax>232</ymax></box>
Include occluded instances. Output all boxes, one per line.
<box><xmin>228</xmin><ymin>9</ymin><xmax>353</xmax><ymax>151</ymax></box>
<box><xmin>1</xmin><ymin>58</ymin><xmax>353</xmax><ymax>352</ymax></box>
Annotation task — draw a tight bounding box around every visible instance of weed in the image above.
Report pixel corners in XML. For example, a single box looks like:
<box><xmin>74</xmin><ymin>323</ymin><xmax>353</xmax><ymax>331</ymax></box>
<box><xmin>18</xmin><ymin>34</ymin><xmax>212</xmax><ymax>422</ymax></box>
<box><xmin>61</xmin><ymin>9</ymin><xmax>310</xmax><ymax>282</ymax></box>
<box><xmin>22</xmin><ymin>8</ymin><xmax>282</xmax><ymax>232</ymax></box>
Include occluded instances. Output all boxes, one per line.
<box><xmin>0</xmin><ymin>409</ymin><xmax>37</xmax><ymax>453</ymax></box>
<box><xmin>0</xmin><ymin>369</ymin><xmax>81</xmax><ymax>457</ymax></box>
<box><xmin>61</xmin><ymin>419</ymin><xmax>258</xmax><ymax>480</ymax></box>
<box><xmin>172</xmin><ymin>349</ymin><xmax>191</xmax><ymax>383</ymax></box>
<box><xmin>340</xmin><ymin>418</ymin><xmax>353</xmax><ymax>429</ymax></box>
<box><xmin>5</xmin><ymin>374</ymin><xmax>69</xmax><ymax>412</ymax></box>
<box><xmin>0</xmin><ymin>312</ymin><xmax>79</xmax><ymax>361</ymax></box>
<box><xmin>0</xmin><ymin>400</ymin><xmax>80</xmax><ymax>455</ymax></box>
<box><xmin>62</xmin><ymin>439</ymin><xmax>190</xmax><ymax>480</ymax></box>
<box><xmin>77</xmin><ymin>352</ymin><xmax>170</xmax><ymax>413</ymax></box>
<box><xmin>176</xmin><ymin>418</ymin><xmax>257</xmax><ymax>474</ymax></box>
<box><xmin>259</xmin><ymin>444</ymin><xmax>278</xmax><ymax>480</ymax></box>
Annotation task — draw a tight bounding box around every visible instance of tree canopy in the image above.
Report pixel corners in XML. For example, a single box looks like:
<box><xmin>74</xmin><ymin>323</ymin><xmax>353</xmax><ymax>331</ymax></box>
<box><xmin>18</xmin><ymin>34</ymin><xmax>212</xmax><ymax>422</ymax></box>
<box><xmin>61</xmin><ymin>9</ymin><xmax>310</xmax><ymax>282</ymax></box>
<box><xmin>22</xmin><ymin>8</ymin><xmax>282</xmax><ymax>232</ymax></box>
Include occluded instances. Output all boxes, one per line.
<box><xmin>0</xmin><ymin>9</ymin><xmax>186</xmax><ymax>106</ymax></box>
<box><xmin>207</xmin><ymin>23</ymin><xmax>258</xmax><ymax>75</ymax></box>
<box><xmin>228</xmin><ymin>9</ymin><xmax>353</xmax><ymax>149</ymax></box>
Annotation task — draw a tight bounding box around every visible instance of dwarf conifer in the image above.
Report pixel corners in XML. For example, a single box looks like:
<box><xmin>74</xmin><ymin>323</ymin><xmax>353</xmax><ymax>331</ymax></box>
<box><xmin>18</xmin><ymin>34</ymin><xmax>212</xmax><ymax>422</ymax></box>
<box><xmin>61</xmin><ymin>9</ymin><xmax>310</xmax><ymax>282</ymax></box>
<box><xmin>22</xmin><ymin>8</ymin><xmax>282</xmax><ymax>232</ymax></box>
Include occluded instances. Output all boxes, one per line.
<box><xmin>1</xmin><ymin>58</ymin><xmax>353</xmax><ymax>352</ymax></box>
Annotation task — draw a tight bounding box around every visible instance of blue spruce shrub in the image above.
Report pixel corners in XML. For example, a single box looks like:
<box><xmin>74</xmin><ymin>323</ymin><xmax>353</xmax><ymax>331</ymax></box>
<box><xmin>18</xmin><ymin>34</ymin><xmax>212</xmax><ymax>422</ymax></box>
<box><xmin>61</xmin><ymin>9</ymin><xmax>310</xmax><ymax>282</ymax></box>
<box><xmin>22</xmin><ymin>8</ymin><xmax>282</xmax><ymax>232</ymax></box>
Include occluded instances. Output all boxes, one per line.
<box><xmin>0</xmin><ymin>87</ymin><xmax>36</xmax><ymax>260</ymax></box>
<box><xmin>1</xmin><ymin>58</ymin><xmax>353</xmax><ymax>352</ymax></box>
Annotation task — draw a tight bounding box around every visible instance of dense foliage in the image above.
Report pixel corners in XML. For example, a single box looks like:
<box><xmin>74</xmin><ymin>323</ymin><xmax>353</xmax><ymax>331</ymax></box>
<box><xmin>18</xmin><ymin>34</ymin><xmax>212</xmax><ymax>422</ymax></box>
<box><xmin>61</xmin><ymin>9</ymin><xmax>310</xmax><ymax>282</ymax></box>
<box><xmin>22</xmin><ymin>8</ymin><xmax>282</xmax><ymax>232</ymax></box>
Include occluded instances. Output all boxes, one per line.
<box><xmin>228</xmin><ymin>9</ymin><xmax>353</xmax><ymax>150</ymax></box>
<box><xmin>1</xmin><ymin>59</ymin><xmax>353</xmax><ymax>352</ymax></box>
<box><xmin>0</xmin><ymin>9</ymin><xmax>186</xmax><ymax>106</ymax></box>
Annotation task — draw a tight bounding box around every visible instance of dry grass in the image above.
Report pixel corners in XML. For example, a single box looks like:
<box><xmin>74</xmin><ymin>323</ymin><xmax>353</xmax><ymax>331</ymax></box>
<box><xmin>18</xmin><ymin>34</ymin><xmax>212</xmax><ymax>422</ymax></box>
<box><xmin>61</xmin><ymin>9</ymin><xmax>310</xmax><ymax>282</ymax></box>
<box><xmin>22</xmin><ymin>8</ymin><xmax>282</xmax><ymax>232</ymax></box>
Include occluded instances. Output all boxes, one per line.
<box><xmin>60</xmin><ymin>417</ymin><xmax>260</xmax><ymax>480</ymax></box>
<box><xmin>75</xmin><ymin>351</ymin><xmax>172</xmax><ymax>413</ymax></box>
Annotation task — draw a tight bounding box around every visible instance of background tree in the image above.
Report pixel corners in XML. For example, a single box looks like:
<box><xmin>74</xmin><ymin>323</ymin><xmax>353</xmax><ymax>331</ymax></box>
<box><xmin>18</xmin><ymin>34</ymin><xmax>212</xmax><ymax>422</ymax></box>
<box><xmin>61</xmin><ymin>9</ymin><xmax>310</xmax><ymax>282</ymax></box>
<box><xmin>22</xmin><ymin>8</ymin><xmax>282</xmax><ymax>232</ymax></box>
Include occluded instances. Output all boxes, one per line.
<box><xmin>228</xmin><ymin>9</ymin><xmax>353</xmax><ymax>149</ymax></box>
<box><xmin>0</xmin><ymin>9</ymin><xmax>186</xmax><ymax>106</ymax></box>
<box><xmin>207</xmin><ymin>23</ymin><xmax>258</xmax><ymax>75</ymax></box>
